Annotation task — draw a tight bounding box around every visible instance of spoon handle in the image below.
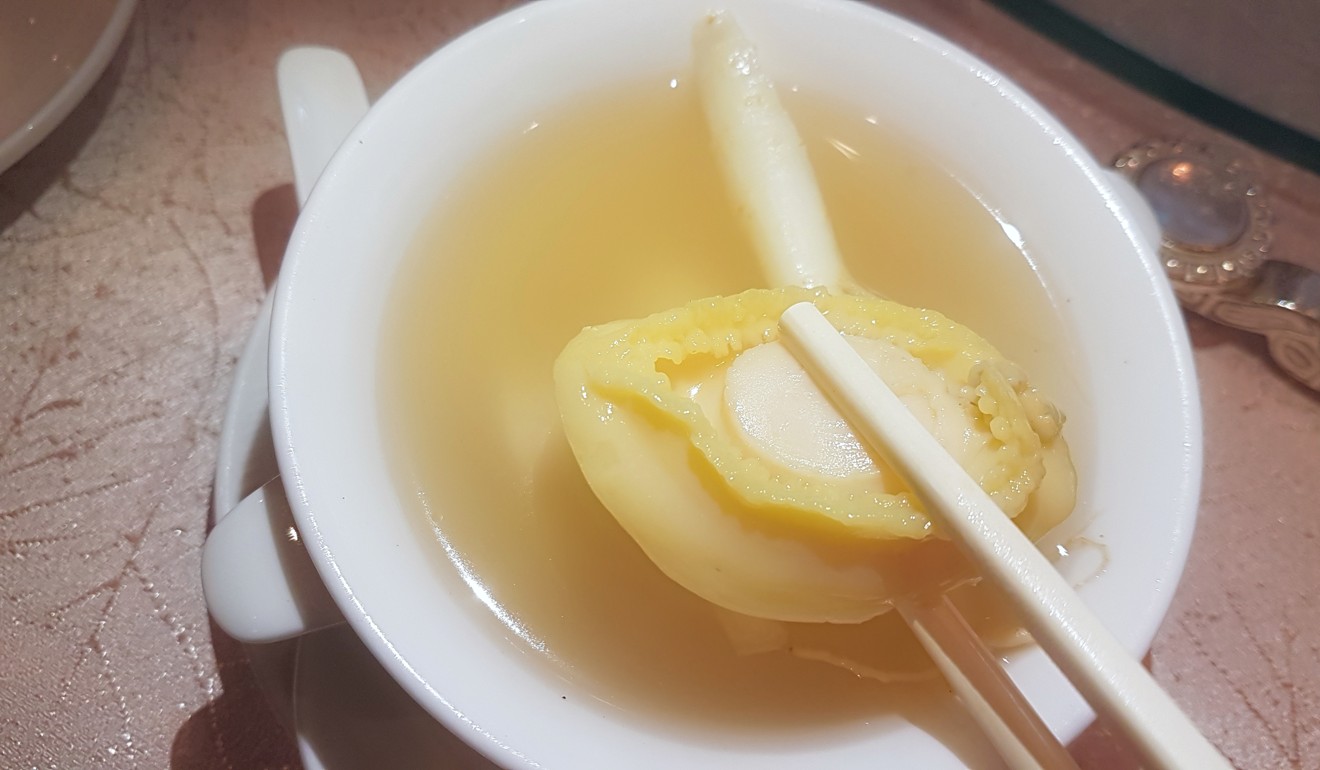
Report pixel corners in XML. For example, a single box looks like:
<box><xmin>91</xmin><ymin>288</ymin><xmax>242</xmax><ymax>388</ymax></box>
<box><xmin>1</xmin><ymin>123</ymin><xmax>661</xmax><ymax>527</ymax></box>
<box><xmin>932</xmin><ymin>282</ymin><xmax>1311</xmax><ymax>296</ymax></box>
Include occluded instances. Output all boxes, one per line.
<box><xmin>693</xmin><ymin>12</ymin><xmax>851</xmax><ymax>290</ymax></box>
<box><xmin>277</xmin><ymin>47</ymin><xmax>371</xmax><ymax>208</ymax></box>
<box><xmin>204</xmin><ymin>48</ymin><xmax>371</xmax><ymax>644</ymax></box>
<box><xmin>1179</xmin><ymin>262</ymin><xmax>1320</xmax><ymax>390</ymax></box>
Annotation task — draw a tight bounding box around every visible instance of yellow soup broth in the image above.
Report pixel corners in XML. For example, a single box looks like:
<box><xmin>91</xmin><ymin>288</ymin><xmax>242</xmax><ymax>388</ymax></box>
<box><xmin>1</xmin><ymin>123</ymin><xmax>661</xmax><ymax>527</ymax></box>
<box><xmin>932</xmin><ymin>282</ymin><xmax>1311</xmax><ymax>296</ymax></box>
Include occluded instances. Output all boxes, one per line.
<box><xmin>381</xmin><ymin>75</ymin><xmax>1075</xmax><ymax>731</ymax></box>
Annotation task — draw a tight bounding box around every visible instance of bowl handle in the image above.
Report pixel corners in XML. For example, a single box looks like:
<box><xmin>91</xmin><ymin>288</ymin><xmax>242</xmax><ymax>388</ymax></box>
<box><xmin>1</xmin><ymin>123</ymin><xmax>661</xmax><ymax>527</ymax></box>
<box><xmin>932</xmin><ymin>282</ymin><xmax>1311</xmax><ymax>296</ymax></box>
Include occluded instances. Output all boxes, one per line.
<box><xmin>202</xmin><ymin>480</ymin><xmax>345</xmax><ymax>642</ymax></box>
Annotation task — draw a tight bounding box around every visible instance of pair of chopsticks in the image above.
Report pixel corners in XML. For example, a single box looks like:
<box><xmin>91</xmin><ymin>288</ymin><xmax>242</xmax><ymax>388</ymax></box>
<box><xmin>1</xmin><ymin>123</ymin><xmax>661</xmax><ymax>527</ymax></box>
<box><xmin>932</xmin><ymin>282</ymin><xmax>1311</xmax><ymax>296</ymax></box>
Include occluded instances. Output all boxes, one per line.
<box><xmin>779</xmin><ymin>302</ymin><xmax>1230</xmax><ymax>770</ymax></box>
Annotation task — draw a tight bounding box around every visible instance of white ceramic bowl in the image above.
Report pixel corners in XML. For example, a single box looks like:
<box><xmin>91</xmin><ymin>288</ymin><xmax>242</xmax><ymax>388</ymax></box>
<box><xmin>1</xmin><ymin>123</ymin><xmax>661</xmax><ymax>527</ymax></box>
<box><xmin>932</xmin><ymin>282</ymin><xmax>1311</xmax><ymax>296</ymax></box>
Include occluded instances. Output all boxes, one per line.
<box><xmin>270</xmin><ymin>0</ymin><xmax>1200</xmax><ymax>766</ymax></box>
<box><xmin>0</xmin><ymin>0</ymin><xmax>137</xmax><ymax>173</ymax></box>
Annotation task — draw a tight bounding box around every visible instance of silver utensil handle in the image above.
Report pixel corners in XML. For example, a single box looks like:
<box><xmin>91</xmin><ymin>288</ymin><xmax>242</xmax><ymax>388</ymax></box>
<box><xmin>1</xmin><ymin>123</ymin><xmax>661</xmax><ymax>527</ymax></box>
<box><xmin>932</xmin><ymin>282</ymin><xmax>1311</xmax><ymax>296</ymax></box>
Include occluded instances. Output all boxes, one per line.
<box><xmin>1177</xmin><ymin>261</ymin><xmax>1320</xmax><ymax>390</ymax></box>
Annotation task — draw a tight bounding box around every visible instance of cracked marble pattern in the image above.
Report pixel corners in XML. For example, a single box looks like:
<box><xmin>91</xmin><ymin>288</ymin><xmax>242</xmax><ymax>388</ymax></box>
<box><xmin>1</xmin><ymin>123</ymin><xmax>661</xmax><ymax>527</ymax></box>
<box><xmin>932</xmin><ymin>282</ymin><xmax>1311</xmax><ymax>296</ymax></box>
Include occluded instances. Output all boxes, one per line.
<box><xmin>0</xmin><ymin>0</ymin><xmax>1317</xmax><ymax>768</ymax></box>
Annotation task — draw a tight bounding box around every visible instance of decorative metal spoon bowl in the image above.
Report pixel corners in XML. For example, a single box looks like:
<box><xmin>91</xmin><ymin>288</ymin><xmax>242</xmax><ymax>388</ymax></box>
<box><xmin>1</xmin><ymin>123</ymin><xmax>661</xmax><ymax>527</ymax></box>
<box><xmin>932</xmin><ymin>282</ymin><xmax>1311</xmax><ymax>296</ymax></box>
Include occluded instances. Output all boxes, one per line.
<box><xmin>1115</xmin><ymin>140</ymin><xmax>1320</xmax><ymax>390</ymax></box>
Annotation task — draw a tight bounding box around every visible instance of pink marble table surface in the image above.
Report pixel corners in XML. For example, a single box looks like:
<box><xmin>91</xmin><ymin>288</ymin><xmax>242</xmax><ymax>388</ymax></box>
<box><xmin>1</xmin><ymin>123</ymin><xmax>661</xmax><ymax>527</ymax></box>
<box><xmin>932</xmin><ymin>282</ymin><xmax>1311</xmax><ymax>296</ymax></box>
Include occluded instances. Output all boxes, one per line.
<box><xmin>1</xmin><ymin>1</ymin><xmax>1316</xmax><ymax>767</ymax></box>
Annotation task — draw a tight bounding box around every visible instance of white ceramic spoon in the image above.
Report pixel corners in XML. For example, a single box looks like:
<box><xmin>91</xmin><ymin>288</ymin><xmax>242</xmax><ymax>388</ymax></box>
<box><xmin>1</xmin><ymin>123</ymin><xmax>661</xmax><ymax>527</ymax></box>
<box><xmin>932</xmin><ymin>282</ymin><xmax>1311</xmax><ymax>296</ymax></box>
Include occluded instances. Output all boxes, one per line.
<box><xmin>693</xmin><ymin>14</ymin><xmax>1077</xmax><ymax>769</ymax></box>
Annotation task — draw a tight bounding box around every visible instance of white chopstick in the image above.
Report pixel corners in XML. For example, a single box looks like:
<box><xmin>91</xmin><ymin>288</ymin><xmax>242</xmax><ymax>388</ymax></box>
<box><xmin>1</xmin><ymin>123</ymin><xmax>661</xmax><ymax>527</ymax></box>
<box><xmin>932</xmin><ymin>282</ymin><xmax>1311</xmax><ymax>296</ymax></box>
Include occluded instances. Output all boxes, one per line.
<box><xmin>897</xmin><ymin>593</ymin><xmax>1080</xmax><ymax>770</ymax></box>
<box><xmin>778</xmin><ymin>302</ymin><xmax>1231</xmax><ymax>770</ymax></box>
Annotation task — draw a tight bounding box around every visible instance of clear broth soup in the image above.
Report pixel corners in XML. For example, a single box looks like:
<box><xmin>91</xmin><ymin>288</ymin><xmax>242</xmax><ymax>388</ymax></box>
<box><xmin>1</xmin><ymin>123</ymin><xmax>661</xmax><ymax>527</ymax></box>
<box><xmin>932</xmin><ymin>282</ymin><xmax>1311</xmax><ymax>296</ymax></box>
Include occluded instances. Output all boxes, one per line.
<box><xmin>381</xmin><ymin>75</ymin><xmax>1075</xmax><ymax>732</ymax></box>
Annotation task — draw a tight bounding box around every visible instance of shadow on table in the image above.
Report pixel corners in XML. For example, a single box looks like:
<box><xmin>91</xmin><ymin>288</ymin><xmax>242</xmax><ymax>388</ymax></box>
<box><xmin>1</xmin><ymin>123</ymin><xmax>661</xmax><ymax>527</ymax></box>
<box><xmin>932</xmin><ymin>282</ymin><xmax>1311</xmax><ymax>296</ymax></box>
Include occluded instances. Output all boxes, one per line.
<box><xmin>166</xmin><ymin>165</ymin><xmax>305</xmax><ymax>770</ymax></box>
<box><xmin>1185</xmin><ymin>310</ymin><xmax>1271</xmax><ymax>356</ymax></box>
<box><xmin>1183</xmin><ymin>311</ymin><xmax>1319</xmax><ymax>401</ymax></box>
<box><xmin>1066</xmin><ymin>653</ymin><xmax>1155</xmax><ymax>769</ymax></box>
<box><xmin>170</xmin><ymin>621</ymin><xmax>301</xmax><ymax>769</ymax></box>
<box><xmin>0</xmin><ymin>32</ymin><xmax>131</xmax><ymax>236</ymax></box>
<box><xmin>252</xmin><ymin>182</ymin><xmax>299</xmax><ymax>289</ymax></box>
